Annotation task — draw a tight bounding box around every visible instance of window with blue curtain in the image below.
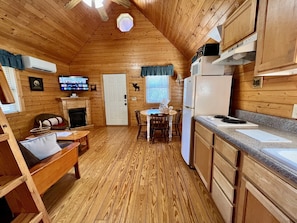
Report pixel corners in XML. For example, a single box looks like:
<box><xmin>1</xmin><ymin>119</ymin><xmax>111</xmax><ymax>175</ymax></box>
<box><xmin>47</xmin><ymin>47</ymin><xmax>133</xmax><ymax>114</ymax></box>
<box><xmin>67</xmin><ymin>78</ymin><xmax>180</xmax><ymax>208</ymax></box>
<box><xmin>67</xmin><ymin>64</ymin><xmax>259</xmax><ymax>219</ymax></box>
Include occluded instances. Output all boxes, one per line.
<box><xmin>141</xmin><ymin>64</ymin><xmax>174</xmax><ymax>77</ymax></box>
<box><xmin>0</xmin><ymin>49</ymin><xmax>24</xmax><ymax>70</ymax></box>
<box><xmin>146</xmin><ymin>75</ymin><xmax>169</xmax><ymax>103</ymax></box>
<box><xmin>0</xmin><ymin>67</ymin><xmax>21</xmax><ymax>114</ymax></box>
<box><xmin>141</xmin><ymin>64</ymin><xmax>173</xmax><ymax>103</ymax></box>
<box><xmin>0</xmin><ymin>49</ymin><xmax>24</xmax><ymax>114</ymax></box>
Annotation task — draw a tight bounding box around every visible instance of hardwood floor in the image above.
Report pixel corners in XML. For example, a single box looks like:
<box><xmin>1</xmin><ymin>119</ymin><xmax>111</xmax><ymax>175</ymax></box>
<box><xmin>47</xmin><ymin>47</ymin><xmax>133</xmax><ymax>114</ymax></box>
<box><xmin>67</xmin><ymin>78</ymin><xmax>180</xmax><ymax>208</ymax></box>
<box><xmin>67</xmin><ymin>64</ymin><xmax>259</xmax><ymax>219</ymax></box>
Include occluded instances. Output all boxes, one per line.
<box><xmin>42</xmin><ymin>127</ymin><xmax>224</xmax><ymax>223</ymax></box>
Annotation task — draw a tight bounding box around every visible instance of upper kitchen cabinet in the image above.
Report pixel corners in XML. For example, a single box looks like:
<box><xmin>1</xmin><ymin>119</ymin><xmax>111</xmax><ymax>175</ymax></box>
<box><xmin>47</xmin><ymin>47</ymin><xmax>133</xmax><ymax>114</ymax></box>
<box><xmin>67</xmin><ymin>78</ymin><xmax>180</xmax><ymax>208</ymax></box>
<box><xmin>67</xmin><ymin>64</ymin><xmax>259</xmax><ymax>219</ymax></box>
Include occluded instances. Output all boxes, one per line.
<box><xmin>254</xmin><ymin>0</ymin><xmax>297</xmax><ymax>76</ymax></box>
<box><xmin>221</xmin><ymin>0</ymin><xmax>258</xmax><ymax>52</ymax></box>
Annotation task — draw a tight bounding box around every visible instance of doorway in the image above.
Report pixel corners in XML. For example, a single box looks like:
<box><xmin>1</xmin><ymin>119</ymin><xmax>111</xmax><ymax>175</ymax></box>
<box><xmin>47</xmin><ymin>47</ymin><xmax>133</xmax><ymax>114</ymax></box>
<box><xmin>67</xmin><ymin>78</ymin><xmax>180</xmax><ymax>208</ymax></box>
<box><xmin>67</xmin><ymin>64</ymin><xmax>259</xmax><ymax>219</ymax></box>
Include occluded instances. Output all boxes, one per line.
<box><xmin>103</xmin><ymin>74</ymin><xmax>128</xmax><ymax>125</ymax></box>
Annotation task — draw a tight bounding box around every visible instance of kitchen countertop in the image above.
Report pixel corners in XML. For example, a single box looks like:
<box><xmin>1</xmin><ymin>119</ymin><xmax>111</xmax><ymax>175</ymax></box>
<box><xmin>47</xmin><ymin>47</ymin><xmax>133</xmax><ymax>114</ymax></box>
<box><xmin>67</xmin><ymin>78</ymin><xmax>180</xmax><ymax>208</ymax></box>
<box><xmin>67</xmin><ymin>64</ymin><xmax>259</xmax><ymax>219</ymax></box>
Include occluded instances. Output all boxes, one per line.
<box><xmin>194</xmin><ymin>110</ymin><xmax>297</xmax><ymax>186</ymax></box>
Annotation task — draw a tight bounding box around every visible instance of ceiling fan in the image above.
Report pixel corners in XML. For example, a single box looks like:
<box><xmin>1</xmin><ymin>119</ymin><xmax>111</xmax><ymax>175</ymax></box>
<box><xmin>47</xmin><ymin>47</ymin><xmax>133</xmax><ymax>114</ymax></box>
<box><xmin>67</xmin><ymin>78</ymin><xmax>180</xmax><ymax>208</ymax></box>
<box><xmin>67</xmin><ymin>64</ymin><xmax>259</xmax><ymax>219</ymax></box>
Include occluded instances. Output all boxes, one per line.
<box><xmin>65</xmin><ymin>0</ymin><xmax>131</xmax><ymax>21</ymax></box>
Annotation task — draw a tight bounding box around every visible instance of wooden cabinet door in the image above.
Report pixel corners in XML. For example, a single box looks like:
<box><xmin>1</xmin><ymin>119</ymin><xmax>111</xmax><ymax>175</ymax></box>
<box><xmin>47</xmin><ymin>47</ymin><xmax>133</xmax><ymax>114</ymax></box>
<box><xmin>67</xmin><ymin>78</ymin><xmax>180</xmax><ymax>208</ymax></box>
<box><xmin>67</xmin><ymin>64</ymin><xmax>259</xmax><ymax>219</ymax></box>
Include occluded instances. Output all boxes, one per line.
<box><xmin>255</xmin><ymin>0</ymin><xmax>297</xmax><ymax>76</ymax></box>
<box><xmin>237</xmin><ymin>155</ymin><xmax>297</xmax><ymax>222</ymax></box>
<box><xmin>237</xmin><ymin>178</ymin><xmax>292</xmax><ymax>223</ymax></box>
<box><xmin>193</xmin><ymin>132</ymin><xmax>213</xmax><ymax>191</ymax></box>
<box><xmin>221</xmin><ymin>0</ymin><xmax>257</xmax><ymax>51</ymax></box>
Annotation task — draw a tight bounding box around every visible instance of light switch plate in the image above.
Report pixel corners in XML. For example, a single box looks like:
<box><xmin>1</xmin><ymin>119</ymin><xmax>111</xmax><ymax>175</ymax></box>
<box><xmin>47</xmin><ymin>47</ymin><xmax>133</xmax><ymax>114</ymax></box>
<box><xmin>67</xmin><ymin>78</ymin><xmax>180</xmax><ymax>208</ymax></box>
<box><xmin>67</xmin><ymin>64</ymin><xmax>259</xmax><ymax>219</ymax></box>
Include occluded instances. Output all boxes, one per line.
<box><xmin>252</xmin><ymin>76</ymin><xmax>263</xmax><ymax>88</ymax></box>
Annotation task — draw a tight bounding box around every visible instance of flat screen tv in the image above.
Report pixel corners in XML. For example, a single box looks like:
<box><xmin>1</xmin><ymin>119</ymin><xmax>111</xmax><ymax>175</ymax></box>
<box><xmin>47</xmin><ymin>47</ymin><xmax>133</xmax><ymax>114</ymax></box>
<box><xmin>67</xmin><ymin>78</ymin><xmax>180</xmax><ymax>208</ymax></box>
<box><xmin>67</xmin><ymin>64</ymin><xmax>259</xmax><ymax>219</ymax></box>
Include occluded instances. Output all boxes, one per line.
<box><xmin>59</xmin><ymin>75</ymin><xmax>89</xmax><ymax>91</ymax></box>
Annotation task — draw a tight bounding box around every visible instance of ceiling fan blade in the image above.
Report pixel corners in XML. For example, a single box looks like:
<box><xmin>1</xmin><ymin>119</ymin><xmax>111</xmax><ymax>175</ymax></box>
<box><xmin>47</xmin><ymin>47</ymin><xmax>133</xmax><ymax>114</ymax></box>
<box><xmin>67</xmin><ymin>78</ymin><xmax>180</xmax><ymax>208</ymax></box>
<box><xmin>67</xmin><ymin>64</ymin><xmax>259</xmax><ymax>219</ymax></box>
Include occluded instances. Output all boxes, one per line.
<box><xmin>97</xmin><ymin>7</ymin><xmax>109</xmax><ymax>21</ymax></box>
<box><xmin>65</xmin><ymin>0</ymin><xmax>82</xmax><ymax>9</ymax></box>
<box><xmin>111</xmin><ymin>0</ymin><xmax>131</xmax><ymax>8</ymax></box>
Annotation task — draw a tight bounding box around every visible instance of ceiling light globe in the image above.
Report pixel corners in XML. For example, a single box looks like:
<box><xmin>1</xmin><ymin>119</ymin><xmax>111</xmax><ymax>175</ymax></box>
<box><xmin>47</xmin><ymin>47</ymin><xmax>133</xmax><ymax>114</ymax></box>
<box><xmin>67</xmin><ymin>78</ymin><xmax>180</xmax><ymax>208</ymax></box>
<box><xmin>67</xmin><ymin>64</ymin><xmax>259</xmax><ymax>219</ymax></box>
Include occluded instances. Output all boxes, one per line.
<box><xmin>117</xmin><ymin>13</ymin><xmax>134</xmax><ymax>32</ymax></box>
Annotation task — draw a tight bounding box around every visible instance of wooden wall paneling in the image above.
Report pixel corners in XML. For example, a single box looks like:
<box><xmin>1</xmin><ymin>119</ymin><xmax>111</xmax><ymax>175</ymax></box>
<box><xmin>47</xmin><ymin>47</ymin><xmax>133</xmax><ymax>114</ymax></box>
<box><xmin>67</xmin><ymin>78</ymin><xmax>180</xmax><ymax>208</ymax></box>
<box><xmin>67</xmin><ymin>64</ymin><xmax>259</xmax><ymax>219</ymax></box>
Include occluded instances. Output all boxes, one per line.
<box><xmin>232</xmin><ymin>62</ymin><xmax>297</xmax><ymax>119</ymax></box>
<box><xmin>69</xmin><ymin>4</ymin><xmax>188</xmax><ymax>127</ymax></box>
<box><xmin>128</xmin><ymin>74</ymin><xmax>145</xmax><ymax>126</ymax></box>
<box><xmin>233</xmin><ymin>91</ymin><xmax>297</xmax><ymax>105</ymax></box>
<box><xmin>132</xmin><ymin>0</ymin><xmax>246</xmax><ymax>60</ymax></box>
<box><xmin>0</xmin><ymin>0</ymin><xmax>101</xmax><ymax>64</ymax></box>
<box><xmin>1</xmin><ymin>0</ymin><xmax>296</xmax><ymax>137</ymax></box>
<box><xmin>0</xmin><ymin>0</ymin><xmax>253</xmax><ymax>63</ymax></box>
<box><xmin>181</xmin><ymin>0</ymin><xmax>222</xmax><ymax>51</ymax></box>
<box><xmin>3</xmin><ymin>63</ymin><xmax>71</xmax><ymax>140</ymax></box>
<box><xmin>92</xmin><ymin>74</ymin><xmax>105</xmax><ymax>127</ymax></box>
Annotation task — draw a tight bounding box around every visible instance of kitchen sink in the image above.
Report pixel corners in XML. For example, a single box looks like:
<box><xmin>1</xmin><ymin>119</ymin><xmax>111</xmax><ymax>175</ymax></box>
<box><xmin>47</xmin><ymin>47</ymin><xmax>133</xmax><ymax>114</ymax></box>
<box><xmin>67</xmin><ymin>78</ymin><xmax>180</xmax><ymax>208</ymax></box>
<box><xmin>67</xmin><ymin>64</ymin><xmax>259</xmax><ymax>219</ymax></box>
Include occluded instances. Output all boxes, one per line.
<box><xmin>262</xmin><ymin>148</ymin><xmax>297</xmax><ymax>171</ymax></box>
<box><xmin>236</xmin><ymin>129</ymin><xmax>291</xmax><ymax>143</ymax></box>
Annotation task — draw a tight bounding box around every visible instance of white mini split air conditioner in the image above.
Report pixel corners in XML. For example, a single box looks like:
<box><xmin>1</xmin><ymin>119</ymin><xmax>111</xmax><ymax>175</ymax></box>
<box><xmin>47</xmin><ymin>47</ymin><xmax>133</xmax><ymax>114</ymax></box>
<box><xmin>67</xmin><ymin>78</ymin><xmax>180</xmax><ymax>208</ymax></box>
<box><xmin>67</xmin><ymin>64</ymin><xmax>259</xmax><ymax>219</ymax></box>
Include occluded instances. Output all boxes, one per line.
<box><xmin>21</xmin><ymin>56</ymin><xmax>57</xmax><ymax>73</ymax></box>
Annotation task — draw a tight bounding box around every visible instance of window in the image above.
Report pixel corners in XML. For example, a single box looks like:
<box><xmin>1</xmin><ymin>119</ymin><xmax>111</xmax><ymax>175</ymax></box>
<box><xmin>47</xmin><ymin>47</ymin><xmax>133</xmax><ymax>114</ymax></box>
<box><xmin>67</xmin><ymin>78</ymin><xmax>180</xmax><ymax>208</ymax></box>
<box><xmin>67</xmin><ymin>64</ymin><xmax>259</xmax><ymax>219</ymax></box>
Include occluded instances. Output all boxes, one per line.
<box><xmin>0</xmin><ymin>66</ymin><xmax>21</xmax><ymax>114</ymax></box>
<box><xmin>146</xmin><ymin>75</ymin><xmax>169</xmax><ymax>103</ymax></box>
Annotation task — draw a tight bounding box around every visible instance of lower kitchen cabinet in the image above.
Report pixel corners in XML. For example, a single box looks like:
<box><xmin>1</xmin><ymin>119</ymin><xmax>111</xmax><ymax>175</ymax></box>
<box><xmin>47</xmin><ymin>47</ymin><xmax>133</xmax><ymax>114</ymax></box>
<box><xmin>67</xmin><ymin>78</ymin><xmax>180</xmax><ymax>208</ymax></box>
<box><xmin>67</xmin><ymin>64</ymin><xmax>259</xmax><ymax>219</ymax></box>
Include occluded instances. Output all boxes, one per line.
<box><xmin>237</xmin><ymin>155</ymin><xmax>297</xmax><ymax>223</ymax></box>
<box><xmin>193</xmin><ymin>122</ymin><xmax>214</xmax><ymax>191</ymax></box>
<box><xmin>212</xmin><ymin>167</ymin><xmax>234</xmax><ymax>223</ymax></box>
<box><xmin>212</xmin><ymin>136</ymin><xmax>240</xmax><ymax>223</ymax></box>
<box><xmin>194</xmin><ymin>120</ymin><xmax>297</xmax><ymax>223</ymax></box>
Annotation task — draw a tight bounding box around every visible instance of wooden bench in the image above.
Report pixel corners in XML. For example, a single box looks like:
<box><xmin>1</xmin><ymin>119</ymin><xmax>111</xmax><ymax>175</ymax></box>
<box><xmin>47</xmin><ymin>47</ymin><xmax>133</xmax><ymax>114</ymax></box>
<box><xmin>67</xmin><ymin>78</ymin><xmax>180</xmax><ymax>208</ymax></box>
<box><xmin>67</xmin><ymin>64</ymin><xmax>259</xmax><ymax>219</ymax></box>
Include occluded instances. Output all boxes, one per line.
<box><xmin>29</xmin><ymin>142</ymin><xmax>80</xmax><ymax>195</ymax></box>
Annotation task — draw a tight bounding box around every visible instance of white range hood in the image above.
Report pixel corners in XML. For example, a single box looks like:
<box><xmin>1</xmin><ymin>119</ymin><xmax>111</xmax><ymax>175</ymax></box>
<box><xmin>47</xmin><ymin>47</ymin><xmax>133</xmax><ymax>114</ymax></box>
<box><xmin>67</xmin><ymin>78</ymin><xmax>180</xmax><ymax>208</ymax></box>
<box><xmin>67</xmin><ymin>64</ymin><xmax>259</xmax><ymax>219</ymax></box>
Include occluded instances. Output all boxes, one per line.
<box><xmin>213</xmin><ymin>33</ymin><xmax>257</xmax><ymax>65</ymax></box>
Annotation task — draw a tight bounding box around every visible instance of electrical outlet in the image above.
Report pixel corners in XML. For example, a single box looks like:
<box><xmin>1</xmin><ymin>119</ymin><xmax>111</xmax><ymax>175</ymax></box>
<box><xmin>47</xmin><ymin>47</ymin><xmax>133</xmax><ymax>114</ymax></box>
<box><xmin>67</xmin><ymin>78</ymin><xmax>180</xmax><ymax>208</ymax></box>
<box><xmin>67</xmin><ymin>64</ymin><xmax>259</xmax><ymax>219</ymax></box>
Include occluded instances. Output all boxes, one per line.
<box><xmin>252</xmin><ymin>77</ymin><xmax>263</xmax><ymax>88</ymax></box>
<box><xmin>292</xmin><ymin>104</ymin><xmax>297</xmax><ymax>119</ymax></box>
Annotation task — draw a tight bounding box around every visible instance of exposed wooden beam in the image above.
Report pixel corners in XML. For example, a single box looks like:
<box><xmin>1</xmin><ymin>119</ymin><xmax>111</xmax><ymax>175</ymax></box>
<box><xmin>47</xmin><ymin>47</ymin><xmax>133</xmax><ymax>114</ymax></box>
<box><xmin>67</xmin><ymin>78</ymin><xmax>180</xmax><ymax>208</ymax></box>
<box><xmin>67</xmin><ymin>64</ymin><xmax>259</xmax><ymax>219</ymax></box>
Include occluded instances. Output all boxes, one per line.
<box><xmin>65</xmin><ymin>0</ymin><xmax>82</xmax><ymax>9</ymax></box>
<box><xmin>97</xmin><ymin>7</ymin><xmax>109</xmax><ymax>21</ymax></box>
<box><xmin>112</xmin><ymin>0</ymin><xmax>131</xmax><ymax>8</ymax></box>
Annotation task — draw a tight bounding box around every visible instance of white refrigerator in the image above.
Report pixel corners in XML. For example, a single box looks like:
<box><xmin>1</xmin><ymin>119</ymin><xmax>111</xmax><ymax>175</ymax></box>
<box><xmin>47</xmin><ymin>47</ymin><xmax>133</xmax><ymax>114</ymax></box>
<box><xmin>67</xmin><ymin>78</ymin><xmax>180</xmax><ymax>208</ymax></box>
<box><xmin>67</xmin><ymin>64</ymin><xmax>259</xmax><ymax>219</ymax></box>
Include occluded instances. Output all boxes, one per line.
<box><xmin>181</xmin><ymin>75</ymin><xmax>232</xmax><ymax>166</ymax></box>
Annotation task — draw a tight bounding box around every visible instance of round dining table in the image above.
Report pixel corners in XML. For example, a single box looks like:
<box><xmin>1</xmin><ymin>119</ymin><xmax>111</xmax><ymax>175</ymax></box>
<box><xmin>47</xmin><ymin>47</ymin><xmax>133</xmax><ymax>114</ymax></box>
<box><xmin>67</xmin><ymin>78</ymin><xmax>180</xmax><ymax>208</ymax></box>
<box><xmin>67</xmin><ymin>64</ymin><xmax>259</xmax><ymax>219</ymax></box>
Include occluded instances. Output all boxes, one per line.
<box><xmin>140</xmin><ymin>108</ymin><xmax>177</xmax><ymax>142</ymax></box>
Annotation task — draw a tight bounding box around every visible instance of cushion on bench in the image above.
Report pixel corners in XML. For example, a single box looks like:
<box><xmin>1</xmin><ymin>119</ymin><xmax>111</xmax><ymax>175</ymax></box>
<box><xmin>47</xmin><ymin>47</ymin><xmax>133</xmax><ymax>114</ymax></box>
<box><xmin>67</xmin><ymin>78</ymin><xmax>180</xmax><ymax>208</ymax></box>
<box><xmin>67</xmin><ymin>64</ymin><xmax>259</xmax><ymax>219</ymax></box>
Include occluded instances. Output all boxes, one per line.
<box><xmin>19</xmin><ymin>133</ymin><xmax>61</xmax><ymax>160</ymax></box>
<box><xmin>18</xmin><ymin>142</ymin><xmax>41</xmax><ymax>169</ymax></box>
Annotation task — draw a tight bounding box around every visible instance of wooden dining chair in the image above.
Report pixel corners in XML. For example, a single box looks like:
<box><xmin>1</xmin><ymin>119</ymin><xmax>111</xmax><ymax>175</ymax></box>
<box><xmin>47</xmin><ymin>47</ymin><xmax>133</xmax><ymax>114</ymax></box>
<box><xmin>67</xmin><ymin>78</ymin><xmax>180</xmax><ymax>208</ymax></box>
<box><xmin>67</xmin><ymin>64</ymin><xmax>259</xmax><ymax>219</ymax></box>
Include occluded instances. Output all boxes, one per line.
<box><xmin>135</xmin><ymin>110</ymin><xmax>147</xmax><ymax>139</ymax></box>
<box><xmin>172</xmin><ymin>109</ymin><xmax>182</xmax><ymax>138</ymax></box>
<box><xmin>150</xmin><ymin>113</ymin><xmax>169</xmax><ymax>143</ymax></box>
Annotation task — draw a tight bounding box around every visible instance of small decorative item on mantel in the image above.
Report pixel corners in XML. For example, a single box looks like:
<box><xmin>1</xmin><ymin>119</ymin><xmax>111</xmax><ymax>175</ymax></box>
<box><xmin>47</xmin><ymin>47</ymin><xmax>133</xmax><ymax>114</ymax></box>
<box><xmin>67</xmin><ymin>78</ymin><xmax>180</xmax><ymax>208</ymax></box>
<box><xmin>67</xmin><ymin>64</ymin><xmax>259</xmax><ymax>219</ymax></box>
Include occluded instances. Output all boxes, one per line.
<box><xmin>70</xmin><ymin>93</ymin><xmax>78</xmax><ymax>98</ymax></box>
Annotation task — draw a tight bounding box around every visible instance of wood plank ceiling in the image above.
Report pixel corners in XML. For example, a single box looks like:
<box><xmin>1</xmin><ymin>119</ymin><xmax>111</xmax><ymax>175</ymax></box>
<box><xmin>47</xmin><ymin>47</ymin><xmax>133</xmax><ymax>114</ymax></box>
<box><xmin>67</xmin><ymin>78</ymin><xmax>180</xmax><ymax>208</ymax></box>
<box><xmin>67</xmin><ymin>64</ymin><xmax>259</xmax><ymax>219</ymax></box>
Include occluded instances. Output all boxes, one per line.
<box><xmin>0</xmin><ymin>0</ymin><xmax>245</xmax><ymax>64</ymax></box>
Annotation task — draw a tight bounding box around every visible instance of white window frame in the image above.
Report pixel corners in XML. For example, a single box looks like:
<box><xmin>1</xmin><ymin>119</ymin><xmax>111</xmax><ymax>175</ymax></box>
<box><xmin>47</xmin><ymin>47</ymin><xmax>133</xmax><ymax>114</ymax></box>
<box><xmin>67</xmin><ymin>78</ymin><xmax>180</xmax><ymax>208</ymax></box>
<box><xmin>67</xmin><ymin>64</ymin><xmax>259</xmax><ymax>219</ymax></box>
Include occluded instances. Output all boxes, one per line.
<box><xmin>0</xmin><ymin>66</ymin><xmax>22</xmax><ymax>114</ymax></box>
<box><xmin>145</xmin><ymin>75</ymin><xmax>170</xmax><ymax>104</ymax></box>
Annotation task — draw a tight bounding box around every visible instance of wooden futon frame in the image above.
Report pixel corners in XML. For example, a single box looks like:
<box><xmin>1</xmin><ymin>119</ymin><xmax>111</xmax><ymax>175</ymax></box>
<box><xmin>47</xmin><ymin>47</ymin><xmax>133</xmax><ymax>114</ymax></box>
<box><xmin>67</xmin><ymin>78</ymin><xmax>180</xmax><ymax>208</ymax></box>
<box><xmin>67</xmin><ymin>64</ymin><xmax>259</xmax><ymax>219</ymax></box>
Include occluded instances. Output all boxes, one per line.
<box><xmin>29</xmin><ymin>142</ymin><xmax>80</xmax><ymax>195</ymax></box>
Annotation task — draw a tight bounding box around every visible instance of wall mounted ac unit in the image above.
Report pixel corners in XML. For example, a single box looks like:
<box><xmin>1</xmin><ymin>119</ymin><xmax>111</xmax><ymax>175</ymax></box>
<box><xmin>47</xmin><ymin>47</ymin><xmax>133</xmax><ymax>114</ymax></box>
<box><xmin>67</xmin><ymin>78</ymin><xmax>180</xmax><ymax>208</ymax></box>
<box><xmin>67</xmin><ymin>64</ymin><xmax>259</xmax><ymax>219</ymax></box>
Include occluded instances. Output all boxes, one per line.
<box><xmin>21</xmin><ymin>56</ymin><xmax>57</xmax><ymax>73</ymax></box>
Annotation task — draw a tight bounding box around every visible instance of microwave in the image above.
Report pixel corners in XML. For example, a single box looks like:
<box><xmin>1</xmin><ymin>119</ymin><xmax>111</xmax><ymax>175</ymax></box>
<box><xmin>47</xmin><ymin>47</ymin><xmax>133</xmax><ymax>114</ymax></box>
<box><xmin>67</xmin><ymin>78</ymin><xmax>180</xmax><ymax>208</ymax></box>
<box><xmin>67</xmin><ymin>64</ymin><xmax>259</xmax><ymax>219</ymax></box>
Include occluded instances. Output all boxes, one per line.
<box><xmin>191</xmin><ymin>56</ymin><xmax>224</xmax><ymax>76</ymax></box>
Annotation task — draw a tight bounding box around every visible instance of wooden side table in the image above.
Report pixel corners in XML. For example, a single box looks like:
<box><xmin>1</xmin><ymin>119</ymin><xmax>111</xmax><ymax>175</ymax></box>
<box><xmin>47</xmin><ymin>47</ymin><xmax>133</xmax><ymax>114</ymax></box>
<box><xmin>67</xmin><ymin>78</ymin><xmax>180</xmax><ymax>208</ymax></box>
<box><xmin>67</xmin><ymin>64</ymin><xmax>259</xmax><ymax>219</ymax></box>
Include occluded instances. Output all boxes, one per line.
<box><xmin>56</xmin><ymin>130</ymin><xmax>90</xmax><ymax>154</ymax></box>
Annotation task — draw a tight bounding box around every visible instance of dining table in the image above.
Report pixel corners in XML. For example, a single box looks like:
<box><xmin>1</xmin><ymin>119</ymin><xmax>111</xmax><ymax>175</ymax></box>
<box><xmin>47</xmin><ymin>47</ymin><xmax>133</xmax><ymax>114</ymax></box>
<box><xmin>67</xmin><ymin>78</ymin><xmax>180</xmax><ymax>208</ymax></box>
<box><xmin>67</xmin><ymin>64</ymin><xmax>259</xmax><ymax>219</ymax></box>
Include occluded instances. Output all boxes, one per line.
<box><xmin>140</xmin><ymin>108</ymin><xmax>177</xmax><ymax>142</ymax></box>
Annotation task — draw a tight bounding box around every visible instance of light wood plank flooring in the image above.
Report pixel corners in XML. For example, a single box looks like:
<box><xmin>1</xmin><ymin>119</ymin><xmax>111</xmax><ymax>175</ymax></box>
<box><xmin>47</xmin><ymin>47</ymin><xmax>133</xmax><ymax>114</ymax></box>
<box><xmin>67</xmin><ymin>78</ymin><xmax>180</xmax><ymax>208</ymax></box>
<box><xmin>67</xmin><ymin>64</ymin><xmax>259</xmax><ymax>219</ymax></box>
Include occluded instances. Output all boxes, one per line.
<box><xmin>42</xmin><ymin>127</ymin><xmax>224</xmax><ymax>223</ymax></box>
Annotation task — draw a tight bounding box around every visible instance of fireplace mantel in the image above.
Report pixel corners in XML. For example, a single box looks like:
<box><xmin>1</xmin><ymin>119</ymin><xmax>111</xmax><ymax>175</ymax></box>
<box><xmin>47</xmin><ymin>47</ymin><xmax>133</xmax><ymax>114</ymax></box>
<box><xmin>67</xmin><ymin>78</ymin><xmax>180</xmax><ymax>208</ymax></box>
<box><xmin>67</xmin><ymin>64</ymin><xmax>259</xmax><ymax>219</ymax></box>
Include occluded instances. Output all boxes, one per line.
<box><xmin>57</xmin><ymin>97</ymin><xmax>91</xmax><ymax>128</ymax></box>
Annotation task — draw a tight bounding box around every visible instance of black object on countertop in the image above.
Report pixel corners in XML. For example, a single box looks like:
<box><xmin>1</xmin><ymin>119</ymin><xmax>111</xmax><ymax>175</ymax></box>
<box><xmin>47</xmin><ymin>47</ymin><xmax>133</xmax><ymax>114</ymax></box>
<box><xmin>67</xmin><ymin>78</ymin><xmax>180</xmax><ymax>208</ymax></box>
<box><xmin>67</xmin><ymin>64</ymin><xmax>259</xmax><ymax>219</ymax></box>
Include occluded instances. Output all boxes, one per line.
<box><xmin>214</xmin><ymin>115</ymin><xmax>227</xmax><ymax>119</ymax></box>
<box><xmin>222</xmin><ymin>117</ymin><xmax>247</xmax><ymax>124</ymax></box>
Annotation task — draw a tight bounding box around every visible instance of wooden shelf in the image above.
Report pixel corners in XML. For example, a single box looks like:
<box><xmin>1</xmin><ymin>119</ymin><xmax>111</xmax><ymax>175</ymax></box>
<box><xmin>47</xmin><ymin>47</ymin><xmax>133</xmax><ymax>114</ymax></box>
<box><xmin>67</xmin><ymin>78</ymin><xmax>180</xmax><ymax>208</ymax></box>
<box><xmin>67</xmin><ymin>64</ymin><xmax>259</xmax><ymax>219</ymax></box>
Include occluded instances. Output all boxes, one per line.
<box><xmin>0</xmin><ymin>175</ymin><xmax>26</xmax><ymax>197</ymax></box>
<box><xmin>0</xmin><ymin>133</ymin><xmax>9</xmax><ymax>142</ymax></box>
<box><xmin>0</xmin><ymin>107</ymin><xmax>50</xmax><ymax>222</ymax></box>
<box><xmin>12</xmin><ymin>212</ymin><xmax>43</xmax><ymax>223</ymax></box>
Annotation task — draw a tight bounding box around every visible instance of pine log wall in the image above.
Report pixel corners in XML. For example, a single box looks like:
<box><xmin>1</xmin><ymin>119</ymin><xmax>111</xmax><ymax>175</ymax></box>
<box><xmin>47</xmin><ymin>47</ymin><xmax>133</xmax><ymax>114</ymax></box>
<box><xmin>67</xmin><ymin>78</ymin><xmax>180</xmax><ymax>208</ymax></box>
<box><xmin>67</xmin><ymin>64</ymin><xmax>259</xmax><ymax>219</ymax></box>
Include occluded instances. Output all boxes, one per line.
<box><xmin>232</xmin><ymin>62</ymin><xmax>297</xmax><ymax>118</ymax></box>
<box><xmin>0</xmin><ymin>4</ymin><xmax>189</xmax><ymax>140</ymax></box>
<box><xmin>2</xmin><ymin>63</ymin><xmax>71</xmax><ymax>140</ymax></box>
<box><xmin>0</xmin><ymin>2</ymin><xmax>296</xmax><ymax>140</ymax></box>
<box><xmin>68</xmin><ymin>5</ymin><xmax>188</xmax><ymax>127</ymax></box>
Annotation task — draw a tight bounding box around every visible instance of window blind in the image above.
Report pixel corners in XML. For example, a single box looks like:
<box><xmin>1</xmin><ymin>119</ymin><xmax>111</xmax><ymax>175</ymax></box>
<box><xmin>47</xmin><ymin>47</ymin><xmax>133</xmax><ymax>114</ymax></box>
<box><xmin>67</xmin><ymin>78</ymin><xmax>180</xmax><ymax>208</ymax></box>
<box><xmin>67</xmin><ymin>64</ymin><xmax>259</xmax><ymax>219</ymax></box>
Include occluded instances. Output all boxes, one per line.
<box><xmin>0</xmin><ymin>66</ymin><xmax>21</xmax><ymax>114</ymax></box>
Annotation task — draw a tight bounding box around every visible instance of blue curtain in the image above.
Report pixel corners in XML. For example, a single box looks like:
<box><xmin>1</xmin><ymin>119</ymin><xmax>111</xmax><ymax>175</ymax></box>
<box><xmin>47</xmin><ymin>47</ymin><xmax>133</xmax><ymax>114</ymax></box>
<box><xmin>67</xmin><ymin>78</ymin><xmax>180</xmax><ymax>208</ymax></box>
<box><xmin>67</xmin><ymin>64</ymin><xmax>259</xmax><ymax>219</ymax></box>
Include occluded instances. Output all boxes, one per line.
<box><xmin>0</xmin><ymin>49</ymin><xmax>24</xmax><ymax>70</ymax></box>
<box><xmin>141</xmin><ymin>64</ymin><xmax>174</xmax><ymax>77</ymax></box>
